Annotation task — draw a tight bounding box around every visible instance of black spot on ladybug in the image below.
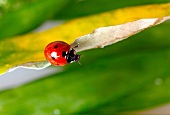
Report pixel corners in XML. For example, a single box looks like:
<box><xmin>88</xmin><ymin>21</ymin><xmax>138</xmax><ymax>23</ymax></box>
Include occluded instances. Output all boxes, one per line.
<box><xmin>54</xmin><ymin>44</ymin><xmax>58</xmax><ymax>49</ymax></box>
<box><xmin>62</xmin><ymin>51</ymin><xmax>66</xmax><ymax>57</ymax></box>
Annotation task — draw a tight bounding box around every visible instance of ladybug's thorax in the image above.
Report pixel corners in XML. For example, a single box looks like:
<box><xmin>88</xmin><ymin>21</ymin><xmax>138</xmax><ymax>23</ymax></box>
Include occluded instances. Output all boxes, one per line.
<box><xmin>66</xmin><ymin>48</ymin><xmax>80</xmax><ymax>63</ymax></box>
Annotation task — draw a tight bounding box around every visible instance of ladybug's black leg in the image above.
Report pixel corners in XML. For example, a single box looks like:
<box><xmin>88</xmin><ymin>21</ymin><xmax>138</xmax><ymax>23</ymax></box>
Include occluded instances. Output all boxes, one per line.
<box><xmin>72</xmin><ymin>43</ymin><xmax>79</xmax><ymax>48</ymax></box>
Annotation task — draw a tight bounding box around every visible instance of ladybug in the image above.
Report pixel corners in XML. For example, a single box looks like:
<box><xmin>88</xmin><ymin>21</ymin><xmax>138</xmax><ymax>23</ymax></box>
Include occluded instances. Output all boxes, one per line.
<box><xmin>44</xmin><ymin>41</ymin><xmax>80</xmax><ymax>66</ymax></box>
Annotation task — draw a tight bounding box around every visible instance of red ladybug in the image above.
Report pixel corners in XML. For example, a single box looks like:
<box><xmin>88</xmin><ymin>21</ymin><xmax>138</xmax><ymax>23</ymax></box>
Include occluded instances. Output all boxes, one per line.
<box><xmin>44</xmin><ymin>41</ymin><xmax>80</xmax><ymax>66</ymax></box>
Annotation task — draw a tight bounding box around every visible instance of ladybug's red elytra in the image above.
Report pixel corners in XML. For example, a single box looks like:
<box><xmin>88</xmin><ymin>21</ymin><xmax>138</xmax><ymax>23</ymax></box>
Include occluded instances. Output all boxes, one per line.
<box><xmin>44</xmin><ymin>41</ymin><xmax>80</xmax><ymax>66</ymax></box>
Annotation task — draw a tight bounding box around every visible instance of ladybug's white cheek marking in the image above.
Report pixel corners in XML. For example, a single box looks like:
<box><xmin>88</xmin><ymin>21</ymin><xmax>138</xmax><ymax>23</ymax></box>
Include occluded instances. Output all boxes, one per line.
<box><xmin>70</xmin><ymin>61</ymin><xmax>74</xmax><ymax>63</ymax></box>
<box><xmin>64</xmin><ymin>52</ymin><xmax>68</xmax><ymax>59</ymax></box>
<box><xmin>51</xmin><ymin>52</ymin><xmax>60</xmax><ymax>59</ymax></box>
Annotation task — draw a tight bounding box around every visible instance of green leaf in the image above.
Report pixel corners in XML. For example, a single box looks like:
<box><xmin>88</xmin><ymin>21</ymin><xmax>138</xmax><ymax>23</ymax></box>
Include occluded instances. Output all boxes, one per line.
<box><xmin>1</xmin><ymin>3</ymin><xmax>170</xmax><ymax>74</ymax></box>
<box><xmin>0</xmin><ymin>0</ymin><xmax>71</xmax><ymax>39</ymax></box>
<box><xmin>0</xmin><ymin>22</ymin><xmax>170</xmax><ymax>114</ymax></box>
<box><xmin>84</xmin><ymin>22</ymin><xmax>170</xmax><ymax>114</ymax></box>
<box><xmin>0</xmin><ymin>0</ymin><xmax>39</xmax><ymax>13</ymax></box>
<box><xmin>56</xmin><ymin>0</ymin><xmax>170</xmax><ymax>19</ymax></box>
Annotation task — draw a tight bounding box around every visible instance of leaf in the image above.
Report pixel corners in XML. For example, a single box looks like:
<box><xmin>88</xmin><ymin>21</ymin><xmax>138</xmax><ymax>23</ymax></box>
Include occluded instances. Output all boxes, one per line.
<box><xmin>0</xmin><ymin>3</ymin><xmax>170</xmax><ymax>74</ymax></box>
<box><xmin>0</xmin><ymin>0</ymin><xmax>71</xmax><ymax>39</ymax></box>
<box><xmin>0</xmin><ymin>22</ymin><xmax>170</xmax><ymax>114</ymax></box>
<box><xmin>7</xmin><ymin>61</ymin><xmax>51</xmax><ymax>73</ymax></box>
<box><xmin>71</xmin><ymin>16</ymin><xmax>170</xmax><ymax>52</ymax></box>
<box><xmin>0</xmin><ymin>0</ymin><xmax>38</xmax><ymax>13</ymax></box>
<box><xmin>83</xmin><ymin>22</ymin><xmax>170</xmax><ymax>114</ymax></box>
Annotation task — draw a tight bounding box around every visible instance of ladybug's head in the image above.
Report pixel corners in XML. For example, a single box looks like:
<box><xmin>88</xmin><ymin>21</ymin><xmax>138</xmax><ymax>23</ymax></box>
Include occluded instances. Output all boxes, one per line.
<box><xmin>66</xmin><ymin>48</ymin><xmax>80</xmax><ymax>63</ymax></box>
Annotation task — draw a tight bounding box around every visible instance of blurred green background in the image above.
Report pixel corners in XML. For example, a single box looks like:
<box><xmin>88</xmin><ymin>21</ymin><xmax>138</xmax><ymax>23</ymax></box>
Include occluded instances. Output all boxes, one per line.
<box><xmin>0</xmin><ymin>0</ymin><xmax>170</xmax><ymax>114</ymax></box>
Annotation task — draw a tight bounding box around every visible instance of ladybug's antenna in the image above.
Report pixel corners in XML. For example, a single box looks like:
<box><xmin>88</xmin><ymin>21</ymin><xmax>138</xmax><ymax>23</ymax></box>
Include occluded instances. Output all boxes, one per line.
<box><xmin>77</xmin><ymin>54</ymin><xmax>82</xmax><ymax>65</ymax></box>
<box><xmin>78</xmin><ymin>61</ymin><xmax>81</xmax><ymax>65</ymax></box>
